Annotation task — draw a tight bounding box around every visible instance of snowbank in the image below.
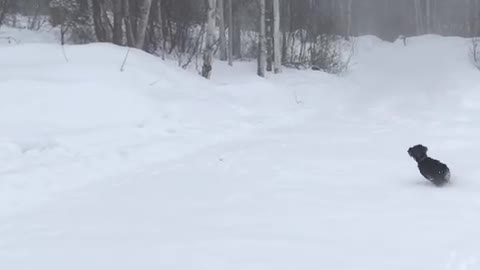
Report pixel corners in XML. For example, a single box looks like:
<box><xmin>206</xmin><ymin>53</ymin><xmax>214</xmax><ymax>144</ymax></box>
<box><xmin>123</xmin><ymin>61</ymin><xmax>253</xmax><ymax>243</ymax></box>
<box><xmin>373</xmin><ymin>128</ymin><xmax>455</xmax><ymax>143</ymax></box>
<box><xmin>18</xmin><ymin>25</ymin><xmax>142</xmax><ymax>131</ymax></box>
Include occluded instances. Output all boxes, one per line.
<box><xmin>0</xmin><ymin>40</ymin><xmax>296</xmax><ymax>215</ymax></box>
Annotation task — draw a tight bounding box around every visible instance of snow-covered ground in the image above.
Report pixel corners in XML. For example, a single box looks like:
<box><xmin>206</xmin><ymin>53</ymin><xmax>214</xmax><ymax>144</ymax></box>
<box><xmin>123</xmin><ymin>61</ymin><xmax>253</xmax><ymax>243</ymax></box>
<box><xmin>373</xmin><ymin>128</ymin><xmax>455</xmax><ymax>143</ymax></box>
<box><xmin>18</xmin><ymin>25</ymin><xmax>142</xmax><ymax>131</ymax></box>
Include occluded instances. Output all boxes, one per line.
<box><xmin>1</xmin><ymin>27</ymin><xmax>480</xmax><ymax>270</ymax></box>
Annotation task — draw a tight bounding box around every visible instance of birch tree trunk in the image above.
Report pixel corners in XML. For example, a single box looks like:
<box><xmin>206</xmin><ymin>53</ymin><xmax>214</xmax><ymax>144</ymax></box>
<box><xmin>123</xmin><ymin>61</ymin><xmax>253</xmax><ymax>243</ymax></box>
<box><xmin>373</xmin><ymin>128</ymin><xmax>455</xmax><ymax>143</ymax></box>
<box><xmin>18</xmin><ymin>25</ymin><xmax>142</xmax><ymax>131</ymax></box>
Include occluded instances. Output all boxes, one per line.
<box><xmin>202</xmin><ymin>0</ymin><xmax>216</xmax><ymax>79</ymax></box>
<box><xmin>156</xmin><ymin>0</ymin><xmax>165</xmax><ymax>59</ymax></box>
<box><xmin>217</xmin><ymin>0</ymin><xmax>227</xmax><ymax>61</ymax></box>
<box><xmin>227</xmin><ymin>0</ymin><xmax>233</xmax><ymax>65</ymax></box>
<box><xmin>135</xmin><ymin>0</ymin><xmax>153</xmax><ymax>49</ymax></box>
<box><xmin>112</xmin><ymin>0</ymin><xmax>123</xmax><ymax>45</ymax></box>
<box><xmin>123</xmin><ymin>0</ymin><xmax>135</xmax><ymax>47</ymax></box>
<box><xmin>257</xmin><ymin>0</ymin><xmax>266</xmax><ymax>77</ymax></box>
<box><xmin>273</xmin><ymin>0</ymin><xmax>281</xmax><ymax>73</ymax></box>
<box><xmin>232</xmin><ymin>5</ymin><xmax>241</xmax><ymax>58</ymax></box>
<box><xmin>92</xmin><ymin>0</ymin><xmax>109</xmax><ymax>42</ymax></box>
<box><xmin>281</xmin><ymin>0</ymin><xmax>290</xmax><ymax>63</ymax></box>
<box><xmin>266</xmin><ymin>0</ymin><xmax>273</xmax><ymax>72</ymax></box>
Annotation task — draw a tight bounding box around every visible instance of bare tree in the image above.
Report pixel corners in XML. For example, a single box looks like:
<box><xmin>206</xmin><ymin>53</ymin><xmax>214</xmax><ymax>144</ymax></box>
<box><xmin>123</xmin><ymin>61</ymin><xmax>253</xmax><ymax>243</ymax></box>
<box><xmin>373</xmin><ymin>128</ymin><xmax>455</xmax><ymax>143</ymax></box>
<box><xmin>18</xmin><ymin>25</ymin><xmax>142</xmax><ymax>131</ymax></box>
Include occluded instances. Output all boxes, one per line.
<box><xmin>281</xmin><ymin>0</ymin><xmax>290</xmax><ymax>62</ymax></box>
<box><xmin>257</xmin><ymin>0</ymin><xmax>266</xmax><ymax>77</ymax></box>
<box><xmin>426</xmin><ymin>0</ymin><xmax>431</xmax><ymax>33</ymax></box>
<box><xmin>136</xmin><ymin>0</ymin><xmax>153</xmax><ymax>49</ymax></box>
<box><xmin>467</xmin><ymin>0</ymin><xmax>479</xmax><ymax>36</ymax></box>
<box><xmin>92</xmin><ymin>0</ymin><xmax>111</xmax><ymax>42</ymax></box>
<box><xmin>217</xmin><ymin>0</ymin><xmax>227</xmax><ymax>61</ymax></box>
<box><xmin>474</xmin><ymin>0</ymin><xmax>480</xmax><ymax>36</ymax></box>
<box><xmin>123</xmin><ymin>0</ymin><xmax>135</xmax><ymax>47</ymax></box>
<box><xmin>0</xmin><ymin>0</ymin><xmax>9</xmax><ymax>26</ymax></box>
<box><xmin>232</xmin><ymin>1</ymin><xmax>241</xmax><ymax>58</ymax></box>
<box><xmin>266</xmin><ymin>0</ymin><xmax>272</xmax><ymax>71</ymax></box>
<box><xmin>227</xmin><ymin>0</ymin><xmax>233</xmax><ymax>65</ymax></box>
<box><xmin>273</xmin><ymin>0</ymin><xmax>281</xmax><ymax>73</ymax></box>
<box><xmin>431</xmin><ymin>0</ymin><xmax>438</xmax><ymax>33</ymax></box>
<box><xmin>202</xmin><ymin>0</ymin><xmax>216</xmax><ymax>79</ymax></box>
<box><xmin>112</xmin><ymin>0</ymin><xmax>123</xmax><ymax>45</ymax></box>
<box><xmin>155</xmin><ymin>0</ymin><xmax>165</xmax><ymax>59</ymax></box>
<box><xmin>414</xmin><ymin>0</ymin><xmax>424</xmax><ymax>35</ymax></box>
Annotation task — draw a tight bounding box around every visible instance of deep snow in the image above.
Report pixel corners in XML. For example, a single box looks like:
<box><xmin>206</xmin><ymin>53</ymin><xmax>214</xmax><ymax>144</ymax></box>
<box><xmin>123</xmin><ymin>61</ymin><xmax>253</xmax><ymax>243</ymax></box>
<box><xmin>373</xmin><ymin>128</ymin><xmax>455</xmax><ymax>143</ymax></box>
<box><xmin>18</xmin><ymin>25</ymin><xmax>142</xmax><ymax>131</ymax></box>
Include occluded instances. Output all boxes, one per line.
<box><xmin>1</xmin><ymin>28</ymin><xmax>480</xmax><ymax>270</ymax></box>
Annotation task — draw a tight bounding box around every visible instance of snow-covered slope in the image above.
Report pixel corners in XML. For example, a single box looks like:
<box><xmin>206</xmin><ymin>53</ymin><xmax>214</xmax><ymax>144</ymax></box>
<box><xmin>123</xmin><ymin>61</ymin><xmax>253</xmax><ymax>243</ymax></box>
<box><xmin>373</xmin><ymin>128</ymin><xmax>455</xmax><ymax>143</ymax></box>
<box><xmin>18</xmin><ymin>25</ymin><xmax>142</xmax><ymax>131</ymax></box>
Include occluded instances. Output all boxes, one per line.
<box><xmin>1</xmin><ymin>29</ymin><xmax>480</xmax><ymax>270</ymax></box>
<box><xmin>0</xmin><ymin>40</ymin><xmax>308</xmax><ymax>216</ymax></box>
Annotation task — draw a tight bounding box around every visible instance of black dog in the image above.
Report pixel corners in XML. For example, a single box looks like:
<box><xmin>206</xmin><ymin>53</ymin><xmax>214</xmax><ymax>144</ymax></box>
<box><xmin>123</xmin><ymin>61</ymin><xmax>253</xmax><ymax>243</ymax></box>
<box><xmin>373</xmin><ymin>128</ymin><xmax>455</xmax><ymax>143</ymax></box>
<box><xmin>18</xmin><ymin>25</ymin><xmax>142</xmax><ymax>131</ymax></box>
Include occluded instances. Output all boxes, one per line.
<box><xmin>408</xmin><ymin>144</ymin><xmax>450</xmax><ymax>186</ymax></box>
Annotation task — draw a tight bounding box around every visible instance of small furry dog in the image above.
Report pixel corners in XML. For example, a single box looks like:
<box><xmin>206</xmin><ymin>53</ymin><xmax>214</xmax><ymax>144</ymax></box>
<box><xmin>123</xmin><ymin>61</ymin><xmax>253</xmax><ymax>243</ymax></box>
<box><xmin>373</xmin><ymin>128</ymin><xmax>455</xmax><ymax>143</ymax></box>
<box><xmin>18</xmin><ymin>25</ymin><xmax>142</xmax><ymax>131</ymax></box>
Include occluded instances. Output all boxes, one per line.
<box><xmin>408</xmin><ymin>144</ymin><xmax>450</xmax><ymax>186</ymax></box>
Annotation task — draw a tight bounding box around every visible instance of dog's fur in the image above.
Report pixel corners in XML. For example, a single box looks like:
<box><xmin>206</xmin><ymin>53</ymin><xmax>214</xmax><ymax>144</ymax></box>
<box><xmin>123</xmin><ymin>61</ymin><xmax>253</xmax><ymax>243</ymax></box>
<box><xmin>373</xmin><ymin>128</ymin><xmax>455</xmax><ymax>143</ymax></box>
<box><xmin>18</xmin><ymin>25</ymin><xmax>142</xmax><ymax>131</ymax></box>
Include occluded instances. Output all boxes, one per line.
<box><xmin>408</xmin><ymin>144</ymin><xmax>450</xmax><ymax>186</ymax></box>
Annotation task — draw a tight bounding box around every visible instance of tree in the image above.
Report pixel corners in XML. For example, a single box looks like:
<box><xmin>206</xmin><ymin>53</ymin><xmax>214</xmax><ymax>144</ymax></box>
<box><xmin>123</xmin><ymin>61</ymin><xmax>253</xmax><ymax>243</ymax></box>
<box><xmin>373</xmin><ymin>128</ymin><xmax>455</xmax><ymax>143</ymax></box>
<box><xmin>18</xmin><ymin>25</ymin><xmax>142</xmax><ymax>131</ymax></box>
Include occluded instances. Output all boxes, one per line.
<box><xmin>232</xmin><ymin>1</ymin><xmax>241</xmax><ymax>58</ymax></box>
<box><xmin>272</xmin><ymin>0</ymin><xmax>281</xmax><ymax>73</ymax></box>
<box><xmin>154</xmin><ymin>0</ymin><xmax>165</xmax><ymax>59</ymax></box>
<box><xmin>202</xmin><ymin>0</ymin><xmax>216</xmax><ymax>79</ymax></box>
<box><xmin>474</xmin><ymin>0</ymin><xmax>480</xmax><ymax>36</ymax></box>
<box><xmin>265</xmin><ymin>0</ymin><xmax>272</xmax><ymax>71</ymax></box>
<box><xmin>112</xmin><ymin>0</ymin><xmax>123</xmax><ymax>45</ymax></box>
<box><xmin>122</xmin><ymin>0</ymin><xmax>135</xmax><ymax>47</ymax></box>
<box><xmin>257</xmin><ymin>0</ymin><xmax>266</xmax><ymax>77</ymax></box>
<box><xmin>467</xmin><ymin>0</ymin><xmax>479</xmax><ymax>36</ymax></box>
<box><xmin>92</xmin><ymin>0</ymin><xmax>111</xmax><ymax>42</ymax></box>
<box><xmin>227</xmin><ymin>0</ymin><xmax>233</xmax><ymax>65</ymax></box>
<box><xmin>426</xmin><ymin>0</ymin><xmax>431</xmax><ymax>33</ymax></box>
<box><xmin>414</xmin><ymin>0</ymin><xmax>424</xmax><ymax>35</ymax></box>
<box><xmin>280</xmin><ymin>0</ymin><xmax>290</xmax><ymax>63</ymax></box>
<box><xmin>49</xmin><ymin>0</ymin><xmax>93</xmax><ymax>45</ymax></box>
<box><xmin>217</xmin><ymin>0</ymin><xmax>227</xmax><ymax>61</ymax></box>
<box><xmin>136</xmin><ymin>0</ymin><xmax>153</xmax><ymax>49</ymax></box>
<box><xmin>0</xmin><ymin>0</ymin><xmax>9</xmax><ymax>26</ymax></box>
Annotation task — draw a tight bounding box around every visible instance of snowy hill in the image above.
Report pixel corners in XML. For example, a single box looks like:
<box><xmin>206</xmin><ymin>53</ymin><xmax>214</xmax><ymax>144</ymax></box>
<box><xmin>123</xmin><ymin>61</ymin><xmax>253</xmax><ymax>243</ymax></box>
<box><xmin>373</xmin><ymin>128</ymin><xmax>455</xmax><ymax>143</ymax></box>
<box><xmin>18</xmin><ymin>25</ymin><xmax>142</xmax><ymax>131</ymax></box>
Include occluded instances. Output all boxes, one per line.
<box><xmin>1</xmin><ymin>29</ymin><xmax>480</xmax><ymax>270</ymax></box>
<box><xmin>0</xmin><ymin>40</ymin><xmax>309</xmax><ymax>216</ymax></box>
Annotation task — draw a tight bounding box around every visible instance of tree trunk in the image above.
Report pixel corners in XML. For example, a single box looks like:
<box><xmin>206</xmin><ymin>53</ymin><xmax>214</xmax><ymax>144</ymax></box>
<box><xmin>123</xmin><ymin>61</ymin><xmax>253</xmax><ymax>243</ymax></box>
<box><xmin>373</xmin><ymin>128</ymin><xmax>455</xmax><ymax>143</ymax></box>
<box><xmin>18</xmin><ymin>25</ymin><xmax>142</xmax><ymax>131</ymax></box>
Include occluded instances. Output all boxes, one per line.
<box><xmin>414</xmin><ymin>0</ymin><xmax>424</xmax><ymax>35</ymax></box>
<box><xmin>347</xmin><ymin>0</ymin><xmax>352</xmax><ymax>37</ymax></box>
<box><xmin>113</xmin><ymin>0</ymin><xmax>124</xmax><ymax>45</ymax></box>
<box><xmin>0</xmin><ymin>0</ymin><xmax>8</xmax><ymax>26</ymax></box>
<box><xmin>426</xmin><ymin>0</ymin><xmax>431</xmax><ymax>33</ymax></box>
<box><xmin>202</xmin><ymin>0</ymin><xmax>216</xmax><ymax>79</ymax></box>
<box><xmin>227</xmin><ymin>0</ymin><xmax>233</xmax><ymax>65</ymax></box>
<box><xmin>156</xmin><ymin>0</ymin><xmax>165</xmax><ymax>59</ymax></box>
<box><xmin>92</xmin><ymin>0</ymin><xmax>109</xmax><ymax>42</ymax></box>
<box><xmin>79</xmin><ymin>0</ymin><xmax>89</xmax><ymax>13</ymax></box>
<box><xmin>467</xmin><ymin>0</ymin><xmax>479</xmax><ymax>36</ymax></box>
<box><xmin>474</xmin><ymin>0</ymin><xmax>480</xmax><ymax>36</ymax></box>
<box><xmin>266</xmin><ymin>0</ymin><xmax>273</xmax><ymax>72</ymax></box>
<box><xmin>257</xmin><ymin>0</ymin><xmax>266</xmax><ymax>77</ymax></box>
<box><xmin>281</xmin><ymin>0</ymin><xmax>289</xmax><ymax>63</ymax></box>
<box><xmin>232</xmin><ymin>4</ymin><xmax>241</xmax><ymax>58</ymax></box>
<box><xmin>273</xmin><ymin>0</ymin><xmax>281</xmax><ymax>73</ymax></box>
<box><xmin>135</xmin><ymin>0</ymin><xmax>153</xmax><ymax>49</ymax></box>
<box><xmin>123</xmin><ymin>0</ymin><xmax>135</xmax><ymax>47</ymax></box>
<box><xmin>281</xmin><ymin>30</ymin><xmax>287</xmax><ymax>63</ymax></box>
<box><xmin>217</xmin><ymin>0</ymin><xmax>227</xmax><ymax>61</ymax></box>
<box><xmin>431</xmin><ymin>0</ymin><xmax>437</xmax><ymax>33</ymax></box>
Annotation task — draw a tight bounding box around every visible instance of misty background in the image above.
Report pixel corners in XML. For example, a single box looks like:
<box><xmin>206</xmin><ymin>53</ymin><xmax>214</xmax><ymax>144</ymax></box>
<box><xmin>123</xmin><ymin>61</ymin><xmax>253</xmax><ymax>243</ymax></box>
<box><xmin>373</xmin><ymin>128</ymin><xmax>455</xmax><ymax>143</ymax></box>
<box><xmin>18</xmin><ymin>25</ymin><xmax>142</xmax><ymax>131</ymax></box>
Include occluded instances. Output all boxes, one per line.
<box><xmin>1</xmin><ymin>0</ymin><xmax>479</xmax><ymax>77</ymax></box>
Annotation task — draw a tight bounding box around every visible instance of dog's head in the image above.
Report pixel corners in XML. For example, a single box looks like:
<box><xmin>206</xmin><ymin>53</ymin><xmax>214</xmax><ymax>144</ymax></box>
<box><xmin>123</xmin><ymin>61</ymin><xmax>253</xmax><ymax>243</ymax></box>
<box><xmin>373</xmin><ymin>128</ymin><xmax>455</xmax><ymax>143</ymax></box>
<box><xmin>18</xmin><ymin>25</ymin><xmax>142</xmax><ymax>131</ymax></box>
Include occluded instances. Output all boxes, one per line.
<box><xmin>408</xmin><ymin>144</ymin><xmax>428</xmax><ymax>162</ymax></box>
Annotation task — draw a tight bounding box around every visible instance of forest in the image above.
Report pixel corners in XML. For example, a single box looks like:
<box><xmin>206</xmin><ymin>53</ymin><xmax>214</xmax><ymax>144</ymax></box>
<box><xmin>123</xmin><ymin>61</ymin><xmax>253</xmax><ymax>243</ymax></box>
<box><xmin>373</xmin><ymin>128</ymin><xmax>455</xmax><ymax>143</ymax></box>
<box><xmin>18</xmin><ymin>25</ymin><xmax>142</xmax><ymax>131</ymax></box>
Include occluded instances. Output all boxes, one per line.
<box><xmin>1</xmin><ymin>0</ymin><xmax>479</xmax><ymax>77</ymax></box>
